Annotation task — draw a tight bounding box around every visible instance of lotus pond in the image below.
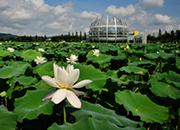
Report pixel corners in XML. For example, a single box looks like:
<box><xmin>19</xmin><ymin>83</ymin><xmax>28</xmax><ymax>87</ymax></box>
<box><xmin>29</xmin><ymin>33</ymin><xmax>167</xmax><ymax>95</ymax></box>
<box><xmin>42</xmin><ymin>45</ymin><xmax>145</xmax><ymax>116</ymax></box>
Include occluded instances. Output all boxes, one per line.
<box><xmin>0</xmin><ymin>42</ymin><xmax>180</xmax><ymax>130</ymax></box>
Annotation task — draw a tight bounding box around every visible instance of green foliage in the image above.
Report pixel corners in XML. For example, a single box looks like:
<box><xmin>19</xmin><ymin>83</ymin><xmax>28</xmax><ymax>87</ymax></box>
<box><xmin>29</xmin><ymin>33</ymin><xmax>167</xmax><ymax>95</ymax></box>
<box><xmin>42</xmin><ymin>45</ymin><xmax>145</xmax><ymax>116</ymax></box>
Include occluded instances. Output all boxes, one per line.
<box><xmin>0</xmin><ymin>105</ymin><xmax>17</xmax><ymax>130</ymax></box>
<box><xmin>0</xmin><ymin>42</ymin><xmax>179</xmax><ymax>130</ymax></box>
<box><xmin>21</xmin><ymin>49</ymin><xmax>42</xmax><ymax>61</ymax></box>
<box><xmin>72</xmin><ymin>100</ymin><xmax>143</xmax><ymax>127</ymax></box>
<box><xmin>115</xmin><ymin>90</ymin><xmax>169</xmax><ymax>123</ymax></box>
<box><xmin>48</xmin><ymin>117</ymin><xmax>145</xmax><ymax>130</ymax></box>
<box><xmin>14</xmin><ymin>89</ymin><xmax>54</xmax><ymax>122</ymax></box>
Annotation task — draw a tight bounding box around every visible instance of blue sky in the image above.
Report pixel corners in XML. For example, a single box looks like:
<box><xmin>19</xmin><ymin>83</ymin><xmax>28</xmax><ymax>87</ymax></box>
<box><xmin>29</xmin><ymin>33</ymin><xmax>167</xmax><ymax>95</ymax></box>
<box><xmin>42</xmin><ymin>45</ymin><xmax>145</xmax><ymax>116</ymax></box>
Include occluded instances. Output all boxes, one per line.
<box><xmin>0</xmin><ymin>0</ymin><xmax>179</xmax><ymax>36</ymax></box>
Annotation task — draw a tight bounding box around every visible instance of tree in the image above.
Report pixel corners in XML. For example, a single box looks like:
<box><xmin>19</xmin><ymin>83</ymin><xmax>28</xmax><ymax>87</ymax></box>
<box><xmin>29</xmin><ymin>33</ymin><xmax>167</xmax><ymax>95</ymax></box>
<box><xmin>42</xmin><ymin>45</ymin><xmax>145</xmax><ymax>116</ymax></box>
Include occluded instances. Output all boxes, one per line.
<box><xmin>35</xmin><ymin>35</ymin><xmax>38</xmax><ymax>42</ymax></box>
<box><xmin>44</xmin><ymin>35</ymin><xmax>47</xmax><ymax>41</ymax></box>
<box><xmin>162</xmin><ymin>30</ymin><xmax>170</xmax><ymax>43</ymax></box>
<box><xmin>157</xmin><ymin>29</ymin><xmax>162</xmax><ymax>42</ymax></box>
<box><xmin>170</xmin><ymin>30</ymin><xmax>175</xmax><ymax>42</ymax></box>
<box><xmin>79</xmin><ymin>31</ymin><xmax>82</xmax><ymax>41</ymax></box>
<box><xmin>175</xmin><ymin>30</ymin><xmax>180</xmax><ymax>41</ymax></box>
<box><xmin>83</xmin><ymin>32</ymin><xmax>86</xmax><ymax>40</ymax></box>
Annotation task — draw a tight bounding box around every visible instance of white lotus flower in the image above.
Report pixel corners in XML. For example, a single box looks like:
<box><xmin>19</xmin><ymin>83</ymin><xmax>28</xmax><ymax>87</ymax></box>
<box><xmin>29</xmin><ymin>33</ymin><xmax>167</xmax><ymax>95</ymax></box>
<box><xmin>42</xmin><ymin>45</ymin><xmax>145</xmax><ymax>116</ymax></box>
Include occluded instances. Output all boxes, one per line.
<box><xmin>38</xmin><ymin>48</ymin><xmax>45</xmax><ymax>52</ymax></box>
<box><xmin>93</xmin><ymin>49</ymin><xmax>100</xmax><ymax>56</ymax></box>
<box><xmin>66</xmin><ymin>54</ymin><xmax>78</xmax><ymax>64</ymax></box>
<box><xmin>0</xmin><ymin>43</ymin><xmax>2</xmax><ymax>45</ymax></box>
<box><xmin>34</xmin><ymin>56</ymin><xmax>46</xmax><ymax>64</ymax></box>
<box><xmin>42</xmin><ymin>63</ymin><xmax>92</xmax><ymax>108</ymax></box>
<box><xmin>124</xmin><ymin>45</ymin><xmax>130</xmax><ymax>50</ymax></box>
<box><xmin>7</xmin><ymin>47</ymin><xmax>14</xmax><ymax>52</ymax></box>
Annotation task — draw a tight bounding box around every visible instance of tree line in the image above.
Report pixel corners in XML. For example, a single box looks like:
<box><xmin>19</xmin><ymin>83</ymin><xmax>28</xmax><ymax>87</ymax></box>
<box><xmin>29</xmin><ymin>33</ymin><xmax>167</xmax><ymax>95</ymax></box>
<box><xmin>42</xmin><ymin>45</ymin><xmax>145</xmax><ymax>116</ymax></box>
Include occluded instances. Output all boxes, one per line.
<box><xmin>1</xmin><ymin>29</ymin><xmax>179</xmax><ymax>43</ymax></box>
<box><xmin>0</xmin><ymin>31</ymin><xmax>87</xmax><ymax>42</ymax></box>
<box><xmin>147</xmin><ymin>29</ymin><xmax>180</xmax><ymax>43</ymax></box>
<box><xmin>51</xmin><ymin>31</ymin><xmax>87</xmax><ymax>42</ymax></box>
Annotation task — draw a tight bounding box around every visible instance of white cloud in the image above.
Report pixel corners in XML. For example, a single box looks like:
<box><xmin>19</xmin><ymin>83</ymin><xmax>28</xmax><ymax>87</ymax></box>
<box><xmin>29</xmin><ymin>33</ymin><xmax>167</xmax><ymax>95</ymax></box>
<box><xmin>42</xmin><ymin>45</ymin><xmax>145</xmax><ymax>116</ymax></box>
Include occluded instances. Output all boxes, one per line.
<box><xmin>141</xmin><ymin>0</ymin><xmax>164</xmax><ymax>10</ymax></box>
<box><xmin>10</xmin><ymin>8</ymin><xmax>33</xmax><ymax>20</ymax></box>
<box><xmin>54</xmin><ymin>5</ymin><xmax>67</xmax><ymax>15</ymax></box>
<box><xmin>37</xmin><ymin>5</ymin><xmax>50</xmax><ymax>13</ymax></box>
<box><xmin>105</xmin><ymin>4</ymin><xmax>136</xmax><ymax>18</ymax></box>
<box><xmin>81</xmin><ymin>11</ymin><xmax>101</xmax><ymax>19</ymax></box>
<box><xmin>0</xmin><ymin>0</ymin><xmax>9</xmax><ymax>10</ymax></box>
<box><xmin>0</xmin><ymin>0</ymin><xmax>178</xmax><ymax>37</ymax></box>
<box><xmin>165</xmin><ymin>25</ymin><xmax>174</xmax><ymax>32</ymax></box>
<box><xmin>31</xmin><ymin>0</ymin><xmax>44</xmax><ymax>7</ymax></box>
<box><xmin>154</xmin><ymin>14</ymin><xmax>173</xmax><ymax>24</ymax></box>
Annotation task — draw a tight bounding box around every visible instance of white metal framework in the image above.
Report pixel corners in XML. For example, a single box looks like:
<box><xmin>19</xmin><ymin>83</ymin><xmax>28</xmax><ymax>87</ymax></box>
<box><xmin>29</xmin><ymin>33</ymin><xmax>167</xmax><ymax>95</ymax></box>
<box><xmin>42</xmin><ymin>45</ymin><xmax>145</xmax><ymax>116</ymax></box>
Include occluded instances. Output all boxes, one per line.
<box><xmin>88</xmin><ymin>15</ymin><xmax>147</xmax><ymax>43</ymax></box>
<box><xmin>89</xmin><ymin>15</ymin><xmax>129</xmax><ymax>43</ymax></box>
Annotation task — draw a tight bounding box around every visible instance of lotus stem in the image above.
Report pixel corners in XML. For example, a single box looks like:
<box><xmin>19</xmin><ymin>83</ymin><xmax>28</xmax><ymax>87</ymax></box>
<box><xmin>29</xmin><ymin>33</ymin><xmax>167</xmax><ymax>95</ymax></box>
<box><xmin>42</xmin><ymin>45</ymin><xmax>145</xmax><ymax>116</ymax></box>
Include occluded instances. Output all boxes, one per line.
<box><xmin>5</xmin><ymin>98</ymin><xmax>7</xmax><ymax>108</ymax></box>
<box><xmin>63</xmin><ymin>100</ymin><xmax>66</xmax><ymax>123</ymax></box>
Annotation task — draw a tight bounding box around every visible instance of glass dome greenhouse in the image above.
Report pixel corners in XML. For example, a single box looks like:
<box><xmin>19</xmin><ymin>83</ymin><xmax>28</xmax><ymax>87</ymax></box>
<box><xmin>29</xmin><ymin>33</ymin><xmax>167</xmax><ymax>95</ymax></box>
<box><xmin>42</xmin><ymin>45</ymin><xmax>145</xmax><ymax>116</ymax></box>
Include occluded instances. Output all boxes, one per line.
<box><xmin>89</xmin><ymin>14</ymin><xmax>129</xmax><ymax>43</ymax></box>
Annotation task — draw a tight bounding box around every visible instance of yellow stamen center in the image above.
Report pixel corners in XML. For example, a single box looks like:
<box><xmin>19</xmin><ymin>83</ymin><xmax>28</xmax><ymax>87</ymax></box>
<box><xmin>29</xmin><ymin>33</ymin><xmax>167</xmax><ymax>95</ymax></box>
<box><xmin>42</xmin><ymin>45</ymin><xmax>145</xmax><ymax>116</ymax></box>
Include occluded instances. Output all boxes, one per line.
<box><xmin>57</xmin><ymin>82</ymin><xmax>66</xmax><ymax>89</ymax></box>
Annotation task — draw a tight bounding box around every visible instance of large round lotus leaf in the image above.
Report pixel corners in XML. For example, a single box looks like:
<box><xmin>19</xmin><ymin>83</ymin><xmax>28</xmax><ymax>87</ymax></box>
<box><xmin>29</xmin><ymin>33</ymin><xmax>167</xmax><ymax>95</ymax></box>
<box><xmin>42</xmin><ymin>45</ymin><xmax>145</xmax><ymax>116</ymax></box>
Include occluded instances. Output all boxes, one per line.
<box><xmin>72</xmin><ymin>100</ymin><xmax>142</xmax><ymax>127</ymax></box>
<box><xmin>21</xmin><ymin>49</ymin><xmax>42</xmax><ymax>61</ymax></box>
<box><xmin>120</xmin><ymin>66</ymin><xmax>148</xmax><ymax>75</ymax></box>
<box><xmin>14</xmin><ymin>76</ymin><xmax>38</xmax><ymax>86</ymax></box>
<box><xmin>0</xmin><ymin>50</ymin><xmax>11</xmax><ymax>56</ymax></box>
<box><xmin>115</xmin><ymin>90</ymin><xmax>169</xmax><ymax>124</ymax></box>
<box><xmin>14</xmin><ymin>89</ymin><xmax>54</xmax><ymax>122</ymax></box>
<box><xmin>9</xmin><ymin>61</ymin><xmax>31</xmax><ymax>69</ymax></box>
<box><xmin>164</xmin><ymin>71</ymin><xmax>180</xmax><ymax>88</ymax></box>
<box><xmin>73</xmin><ymin>64</ymin><xmax>108</xmax><ymax>91</ymax></box>
<box><xmin>149</xmin><ymin>78</ymin><xmax>180</xmax><ymax>100</ymax></box>
<box><xmin>37</xmin><ymin>61</ymin><xmax>54</xmax><ymax>77</ymax></box>
<box><xmin>145</xmin><ymin>52</ymin><xmax>174</xmax><ymax>60</ymax></box>
<box><xmin>92</xmin><ymin>54</ymin><xmax>112</xmax><ymax>65</ymax></box>
<box><xmin>0</xmin><ymin>66</ymin><xmax>26</xmax><ymax>79</ymax></box>
<box><xmin>0</xmin><ymin>105</ymin><xmax>17</xmax><ymax>130</ymax></box>
<box><xmin>48</xmin><ymin>117</ymin><xmax>145</xmax><ymax>130</ymax></box>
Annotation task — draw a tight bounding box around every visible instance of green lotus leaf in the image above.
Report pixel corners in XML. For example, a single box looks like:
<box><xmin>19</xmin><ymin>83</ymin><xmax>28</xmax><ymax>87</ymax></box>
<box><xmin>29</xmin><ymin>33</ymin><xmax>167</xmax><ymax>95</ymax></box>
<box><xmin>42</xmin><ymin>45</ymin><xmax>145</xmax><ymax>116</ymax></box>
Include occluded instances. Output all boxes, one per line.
<box><xmin>179</xmin><ymin>108</ymin><xmax>180</xmax><ymax>116</ymax></box>
<box><xmin>9</xmin><ymin>61</ymin><xmax>31</xmax><ymax>69</ymax></box>
<box><xmin>164</xmin><ymin>71</ymin><xmax>180</xmax><ymax>88</ymax></box>
<box><xmin>14</xmin><ymin>76</ymin><xmax>38</xmax><ymax>86</ymax></box>
<box><xmin>74</xmin><ymin>64</ymin><xmax>108</xmax><ymax>91</ymax></box>
<box><xmin>72</xmin><ymin>100</ymin><xmax>142</xmax><ymax>128</ymax></box>
<box><xmin>112</xmin><ymin>53</ymin><xmax>126</xmax><ymax>60</ymax></box>
<box><xmin>149</xmin><ymin>78</ymin><xmax>180</xmax><ymax>100</ymax></box>
<box><xmin>120</xmin><ymin>66</ymin><xmax>148</xmax><ymax>75</ymax></box>
<box><xmin>127</xmin><ymin>49</ymin><xmax>144</xmax><ymax>54</ymax></box>
<box><xmin>21</xmin><ymin>49</ymin><xmax>42</xmax><ymax>61</ymax></box>
<box><xmin>48</xmin><ymin>117</ymin><xmax>145</xmax><ymax>130</ymax></box>
<box><xmin>106</xmin><ymin>70</ymin><xmax>128</xmax><ymax>85</ymax></box>
<box><xmin>128</xmin><ymin>61</ymin><xmax>156</xmax><ymax>67</ymax></box>
<box><xmin>150</xmin><ymin>71</ymin><xmax>164</xmax><ymax>80</ymax></box>
<box><xmin>0</xmin><ymin>50</ymin><xmax>11</xmax><ymax>56</ymax></box>
<box><xmin>37</xmin><ymin>61</ymin><xmax>54</xmax><ymax>77</ymax></box>
<box><xmin>0</xmin><ymin>66</ymin><xmax>27</xmax><ymax>79</ymax></box>
<box><xmin>34</xmin><ymin>80</ymin><xmax>52</xmax><ymax>90</ymax></box>
<box><xmin>92</xmin><ymin>54</ymin><xmax>112</xmax><ymax>65</ymax></box>
<box><xmin>0</xmin><ymin>105</ymin><xmax>17</xmax><ymax>130</ymax></box>
<box><xmin>145</xmin><ymin>52</ymin><xmax>174</xmax><ymax>60</ymax></box>
<box><xmin>14</xmin><ymin>89</ymin><xmax>54</xmax><ymax>122</ymax></box>
<box><xmin>144</xmin><ymin>44</ymin><xmax>161</xmax><ymax>51</ymax></box>
<box><xmin>0</xmin><ymin>60</ymin><xmax>4</xmax><ymax>67</ymax></box>
<box><xmin>176</xmin><ymin>57</ymin><xmax>180</xmax><ymax>70</ymax></box>
<box><xmin>115</xmin><ymin>90</ymin><xmax>169</xmax><ymax>124</ymax></box>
